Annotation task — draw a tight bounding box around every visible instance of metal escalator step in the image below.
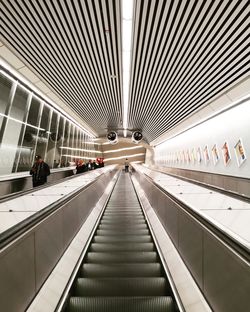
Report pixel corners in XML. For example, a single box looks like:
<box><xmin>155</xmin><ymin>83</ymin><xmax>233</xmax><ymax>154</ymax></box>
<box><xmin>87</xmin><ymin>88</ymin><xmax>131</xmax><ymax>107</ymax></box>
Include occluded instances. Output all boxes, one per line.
<box><xmin>96</xmin><ymin>229</ymin><xmax>149</xmax><ymax>236</ymax></box>
<box><xmin>81</xmin><ymin>263</ymin><xmax>162</xmax><ymax>277</ymax></box>
<box><xmin>93</xmin><ymin>235</ymin><xmax>152</xmax><ymax>243</ymax></box>
<box><xmin>98</xmin><ymin>224</ymin><xmax>148</xmax><ymax>230</ymax></box>
<box><xmin>108</xmin><ymin>201</ymin><xmax>139</xmax><ymax>204</ymax></box>
<box><xmin>75</xmin><ymin>277</ymin><xmax>168</xmax><ymax>296</ymax></box>
<box><xmin>66</xmin><ymin>174</ymin><xmax>176</xmax><ymax>311</ymax></box>
<box><xmin>101</xmin><ymin>219</ymin><xmax>145</xmax><ymax>223</ymax></box>
<box><xmin>104</xmin><ymin>212</ymin><xmax>143</xmax><ymax>216</ymax></box>
<box><xmin>89</xmin><ymin>242</ymin><xmax>155</xmax><ymax>252</ymax></box>
<box><xmin>68</xmin><ymin>296</ymin><xmax>174</xmax><ymax>312</ymax></box>
<box><xmin>86</xmin><ymin>252</ymin><xmax>158</xmax><ymax>263</ymax></box>
<box><xmin>107</xmin><ymin>203</ymin><xmax>140</xmax><ymax>205</ymax></box>
<box><xmin>105</xmin><ymin>206</ymin><xmax>141</xmax><ymax>209</ymax></box>
<box><xmin>105</xmin><ymin>208</ymin><xmax>141</xmax><ymax>212</ymax></box>
<box><xmin>100</xmin><ymin>219</ymin><xmax>146</xmax><ymax>224</ymax></box>
<box><xmin>102</xmin><ymin>216</ymin><xmax>145</xmax><ymax>220</ymax></box>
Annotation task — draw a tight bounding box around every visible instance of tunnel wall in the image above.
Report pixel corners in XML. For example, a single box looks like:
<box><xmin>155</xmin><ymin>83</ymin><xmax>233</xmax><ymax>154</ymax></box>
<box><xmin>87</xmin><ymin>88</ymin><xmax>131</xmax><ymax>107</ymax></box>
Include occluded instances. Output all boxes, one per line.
<box><xmin>150</xmin><ymin>98</ymin><xmax>250</xmax><ymax>196</ymax></box>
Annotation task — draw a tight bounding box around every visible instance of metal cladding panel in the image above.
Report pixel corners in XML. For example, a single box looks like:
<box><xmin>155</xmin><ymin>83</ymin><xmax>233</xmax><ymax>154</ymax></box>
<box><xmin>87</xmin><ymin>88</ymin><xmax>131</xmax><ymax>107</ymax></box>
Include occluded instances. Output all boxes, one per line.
<box><xmin>0</xmin><ymin>234</ymin><xmax>36</xmax><ymax>312</ymax></box>
<box><xmin>1</xmin><ymin>0</ymin><xmax>249</xmax><ymax>143</ymax></box>
<box><xmin>204</xmin><ymin>231</ymin><xmax>250</xmax><ymax>312</ymax></box>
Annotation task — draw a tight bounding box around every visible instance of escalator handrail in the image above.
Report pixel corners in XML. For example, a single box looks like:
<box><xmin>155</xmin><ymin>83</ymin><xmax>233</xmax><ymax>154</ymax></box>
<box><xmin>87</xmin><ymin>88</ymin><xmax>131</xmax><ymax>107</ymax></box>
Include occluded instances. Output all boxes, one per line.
<box><xmin>0</xmin><ymin>167</ymin><xmax>101</xmax><ymax>203</ymax></box>
<box><xmin>0</xmin><ymin>168</ymin><xmax>117</xmax><ymax>250</ymax></box>
<box><xmin>134</xmin><ymin>167</ymin><xmax>250</xmax><ymax>263</ymax></box>
<box><xmin>55</xmin><ymin>171</ymin><xmax>121</xmax><ymax>312</ymax></box>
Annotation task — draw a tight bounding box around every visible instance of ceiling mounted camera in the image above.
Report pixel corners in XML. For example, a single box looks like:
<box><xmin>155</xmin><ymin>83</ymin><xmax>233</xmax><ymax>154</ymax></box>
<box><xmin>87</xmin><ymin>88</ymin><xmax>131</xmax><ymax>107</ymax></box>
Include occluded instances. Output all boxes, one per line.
<box><xmin>132</xmin><ymin>131</ymin><xmax>143</xmax><ymax>143</ymax></box>
<box><xmin>107</xmin><ymin>131</ymin><xmax>118</xmax><ymax>144</ymax></box>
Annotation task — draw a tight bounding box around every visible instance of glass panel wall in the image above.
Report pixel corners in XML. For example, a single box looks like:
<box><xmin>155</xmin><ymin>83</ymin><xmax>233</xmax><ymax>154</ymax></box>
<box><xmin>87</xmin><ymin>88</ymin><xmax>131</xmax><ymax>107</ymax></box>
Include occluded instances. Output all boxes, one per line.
<box><xmin>61</xmin><ymin>120</ymin><xmax>70</xmax><ymax>166</ymax></box>
<box><xmin>46</xmin><ymin>110</ymin><xmax>58</xmax><ymax>168</ymax></box>
<box><xmin>16</xmin><ymin>96</ymin><xmax>41</xmax><ymax>172</ymax></box>
<box><xmin>0</xmin><ymin>69</ymin><xmax>99</xmax><ymax>176</ymax></box>
<box><xmin>36</xmin><ymin>104</ymin><xmax>51</xmax><ymax>161</ymax></box>
<box><xmin>0</xmin><ymin>83</ymin><xmax>29</xmax><ymax>174</ymax></box>
<box><xmin>56</xmin><ymin>115</ymin><xmax>65</xmax><ymax>168</ymax></box>
<box><xmin>70</xmin><ymin>124</ymin><xmax>75</xmax><ymax>164</ymax></box>
<box><xmin>0</xmin><ymin>73</ymin><xmax>12</xmax><ymax>129</ymax></box>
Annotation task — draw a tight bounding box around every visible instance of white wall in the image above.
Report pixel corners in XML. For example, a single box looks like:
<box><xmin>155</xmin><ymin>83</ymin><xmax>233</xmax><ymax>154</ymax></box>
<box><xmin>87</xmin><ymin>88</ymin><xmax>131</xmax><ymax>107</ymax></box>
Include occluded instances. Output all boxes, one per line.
<box><xmin>102</xmin><ymin>140</ymin><xmax>146</xmax><ymax>166</ymax></box>
<box><xmin>154</xmin><ymin>100</ymin><xmax>250</xmax><ymax>179</ymax></box>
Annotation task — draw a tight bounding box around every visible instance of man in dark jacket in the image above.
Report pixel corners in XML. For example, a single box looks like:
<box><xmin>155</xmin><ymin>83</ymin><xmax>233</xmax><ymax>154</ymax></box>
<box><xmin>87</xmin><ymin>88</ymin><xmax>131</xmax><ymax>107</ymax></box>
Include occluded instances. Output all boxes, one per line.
<box><xmin>76</xmin><ymin>160</ymin><xmax>86</xmax><ymax>174</ymax></box>
<box><xmin>30</xmin><ymin>155</ymin><xmax>50</xmax><ymax>187</ymax></box>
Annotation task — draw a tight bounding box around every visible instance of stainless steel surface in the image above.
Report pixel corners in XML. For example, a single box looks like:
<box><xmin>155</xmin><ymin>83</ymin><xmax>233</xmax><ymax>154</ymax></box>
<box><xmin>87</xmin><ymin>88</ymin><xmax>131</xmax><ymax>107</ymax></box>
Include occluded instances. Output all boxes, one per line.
<box><xmin>0</xmin><ymin>234</ymin><xmax>36</xmax><ymax>312</ymax></box>
<box><xmin>35</xmin><ymin>211</ymin><xmax>64</xmax><ymax>290</ymax></box>
<box><xmin>203</xmin><ymin>231</ymin><xmax>250</xmax><ymax>312</ymax></box>
<box><xmin>178</xmin><ymin>211</ymin><xmax>203</xmax><ymax>288</ymax></box>
<box><xmin>65</xmin><ymin>172</ymin><xmax>176</xmax><ymax>312</ymax></box>
<box><xmin>0</xmin><ymin>169</ymin><xmax>116</xmax><ymax>311</ymax></box>
<box><xmin>133</xmin><ymin>168</ymin><xmax>250</xmax><ymax>312</ymax></box>
<box><xmin>0</xmin><ymin>169</ymin><xmax>75</xmax><ymax>198</ymax></box>
<box><xmin>154</xmin><ymin>166</ymin><xmax>250</xmax><ymax>199</ymax></box>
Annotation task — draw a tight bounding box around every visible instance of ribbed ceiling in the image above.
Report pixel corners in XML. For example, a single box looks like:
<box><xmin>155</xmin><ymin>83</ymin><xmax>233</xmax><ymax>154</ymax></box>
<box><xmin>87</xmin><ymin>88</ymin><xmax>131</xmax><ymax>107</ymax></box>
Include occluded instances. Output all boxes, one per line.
<box><xmin>129</xmin><ymin>0</ymin><xmax>249</xmax><ymax>142</ymax></box>
<box><xmin>1</xmin><ymin>0</ymin><xmax>123</xmax><ymax>135</ymax></box>
<box><xmin>1</xmin><ymin>0</ymin><xmax>249</xmax><ymax>143</ymax></box>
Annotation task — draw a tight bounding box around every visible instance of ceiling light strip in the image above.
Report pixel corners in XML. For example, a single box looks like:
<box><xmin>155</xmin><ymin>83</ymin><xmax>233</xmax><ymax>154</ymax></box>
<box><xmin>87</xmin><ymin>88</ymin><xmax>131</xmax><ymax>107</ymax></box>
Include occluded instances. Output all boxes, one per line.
<box><xmin>122</xmin><ymin>0</ymin><xmax>133</xmax><ymax>137</ymax></box>
<box><xmin>103</xmin><ymin>145</ymin><xmax>144</xmax><ymax>153</ymax></box>
<box><xmin>105</xmin><ymin>153</ymin><xmax>145</xmax><ymax>162</ymax></box>
<box><xmin>60</xmin><ymin>146</ymin><xmax>102</xmax><ymax>154</ymax></box>
<box><xmin>62</xmin><ymin>154</ymin><xmax>96</xmax><ymax>160</ymax></box>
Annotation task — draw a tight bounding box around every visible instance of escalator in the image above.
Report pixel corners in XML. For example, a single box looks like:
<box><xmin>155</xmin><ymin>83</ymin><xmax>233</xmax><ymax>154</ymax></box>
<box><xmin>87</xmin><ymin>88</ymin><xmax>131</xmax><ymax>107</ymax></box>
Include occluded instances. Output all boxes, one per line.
<box><xmin>65</xmin><ymin>172</ymin><xmax>177</xmax><ymax>312</ymax></box>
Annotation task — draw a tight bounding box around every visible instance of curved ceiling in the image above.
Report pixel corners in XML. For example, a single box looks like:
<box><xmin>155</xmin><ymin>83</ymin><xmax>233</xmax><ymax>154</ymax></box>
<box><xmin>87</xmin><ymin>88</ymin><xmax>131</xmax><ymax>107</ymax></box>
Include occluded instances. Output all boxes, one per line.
<box><xmin>0</xmin><ymin>0</ymin><xmax>249</xmax><ymax>143</ymax></box>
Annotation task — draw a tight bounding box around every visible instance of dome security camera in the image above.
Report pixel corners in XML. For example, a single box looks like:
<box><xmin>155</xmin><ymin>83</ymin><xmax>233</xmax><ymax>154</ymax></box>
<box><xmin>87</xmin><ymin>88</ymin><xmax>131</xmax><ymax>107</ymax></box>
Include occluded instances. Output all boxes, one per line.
<box><xmin>107</xmin><ymin>131</ymin><xmax>118</xmax><ymax>144</ymax></box>
<box><xmin>132</xmin><ymin>131</ymin><xmax>143</xmax><ymax>143</ymax></box>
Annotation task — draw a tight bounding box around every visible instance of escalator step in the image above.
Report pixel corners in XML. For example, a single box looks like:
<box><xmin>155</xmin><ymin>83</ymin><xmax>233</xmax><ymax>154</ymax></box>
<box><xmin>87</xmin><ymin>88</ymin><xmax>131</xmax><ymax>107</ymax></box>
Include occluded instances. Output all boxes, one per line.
<box><xmin>102</xmin><ymin>216</ymin><xmax>145</xmax><ymax>221</ymax></box>
<box><xmin>81</xmin><ymin>263</ymin><xmax>162</xmax><ymax>277</ymax></box>
<box><xmin>105</xmin><ymin>209</ymin><xmax>141</xmax><ymax>212</ymax></box>
<box><xmin>96</xmin><ymin>229</ymin><xmax>149</xmax><ymax>236</ymax></box>
<box><xmin>100</xmin><ymin>219</ymin><xmax>146</xmax><ymax>224</ymax></box>
<box><xmin>68</xmin><ymin>296</ymin><xmax>174</xmax><ymax>312</ymax></box>
<box><xmin>93</xmin><ymin>235</ymin><xmax>152</xmax><ymax>243</ymax></box>
<box><xmin>66</xmin><ymin>174</ymin><xmax>176</xmax><ymax>312</ymax></box>
<box><xmin>86</xmin><ymin>252</ymin><xmax>158</xmax><ymax>263</ymax></box>
<box><xmin>75</xmin><ymin>277</ymin><xmax>168</xmax><ymax>296</ymax></box>
<box><xmin>104</xmin><ymin>212</ymin><xmax>143</xmax><ymax>216</ymax></box>
<box><xmin>98</xmin><ymin>224</ymin><xmax>148</xmax><ymax>230</ymax></box>
<box><xmin>89</xmin><ymin>242</ymin><xmax>155</xmax><ymax>252</ymax></box>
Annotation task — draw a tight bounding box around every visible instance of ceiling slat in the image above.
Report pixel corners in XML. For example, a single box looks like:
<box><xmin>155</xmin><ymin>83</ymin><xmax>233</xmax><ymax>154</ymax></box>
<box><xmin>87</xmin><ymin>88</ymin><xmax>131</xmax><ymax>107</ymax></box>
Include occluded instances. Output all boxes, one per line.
<box><xmin>1</xmin><ymin>0</ymin><xmax>248</xmax><ymax>143</ymax></box>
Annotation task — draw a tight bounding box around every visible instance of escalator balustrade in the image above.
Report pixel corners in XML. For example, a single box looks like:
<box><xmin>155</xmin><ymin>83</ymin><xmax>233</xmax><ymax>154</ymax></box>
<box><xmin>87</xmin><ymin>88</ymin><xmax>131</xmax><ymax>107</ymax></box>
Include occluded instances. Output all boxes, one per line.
<box><xmin>67</xmin><ymin>173</ymin><xmax>175</xmax><ymax>312</ymax></box>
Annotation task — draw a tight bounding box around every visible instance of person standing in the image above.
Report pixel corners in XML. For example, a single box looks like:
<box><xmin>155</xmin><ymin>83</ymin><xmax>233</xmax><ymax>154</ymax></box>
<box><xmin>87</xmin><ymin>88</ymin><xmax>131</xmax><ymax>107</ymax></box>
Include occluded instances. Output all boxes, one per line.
<box><xmin>87</xmin><ymin>160</ymin><xmax>92</xmax><ymax>171</ymax></box>
<box><xmin>30</xmin><ymin>155</ymin><xmax>50</xmax><ymax>187</ymax></box>
<box><xmin>76</xmin><ymin>160</ymin><xmax>85</xmax><ymax>174</ymax></box>
<box><xmin>124</xmin><ymin>158</ymin><xmax>129</xmax><ymax>172</ymax></box>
